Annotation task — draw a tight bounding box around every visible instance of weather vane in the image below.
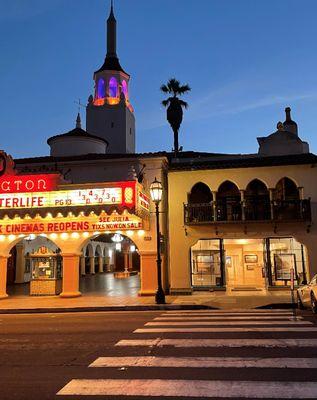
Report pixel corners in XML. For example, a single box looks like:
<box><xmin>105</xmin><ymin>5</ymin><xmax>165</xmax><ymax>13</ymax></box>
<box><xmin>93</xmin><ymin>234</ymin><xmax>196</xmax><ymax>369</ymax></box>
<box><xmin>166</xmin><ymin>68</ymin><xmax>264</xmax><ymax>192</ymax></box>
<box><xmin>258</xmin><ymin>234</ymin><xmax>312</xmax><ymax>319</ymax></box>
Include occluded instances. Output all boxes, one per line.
<box><xmin>74</xmin><ymin>98</ymin><xmax>85</xmax><ymax>113</ymax></box>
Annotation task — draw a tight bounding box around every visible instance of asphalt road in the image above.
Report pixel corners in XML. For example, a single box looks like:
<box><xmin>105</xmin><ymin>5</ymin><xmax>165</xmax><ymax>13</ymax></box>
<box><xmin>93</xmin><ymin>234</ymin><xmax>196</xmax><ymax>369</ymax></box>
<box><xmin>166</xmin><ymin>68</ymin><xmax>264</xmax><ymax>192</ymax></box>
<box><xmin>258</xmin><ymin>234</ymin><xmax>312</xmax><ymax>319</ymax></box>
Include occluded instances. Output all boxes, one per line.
<box><xmin>0</xmin><ymin>309</ymin><xmax>317</xmax><ymax>399</ymax></box>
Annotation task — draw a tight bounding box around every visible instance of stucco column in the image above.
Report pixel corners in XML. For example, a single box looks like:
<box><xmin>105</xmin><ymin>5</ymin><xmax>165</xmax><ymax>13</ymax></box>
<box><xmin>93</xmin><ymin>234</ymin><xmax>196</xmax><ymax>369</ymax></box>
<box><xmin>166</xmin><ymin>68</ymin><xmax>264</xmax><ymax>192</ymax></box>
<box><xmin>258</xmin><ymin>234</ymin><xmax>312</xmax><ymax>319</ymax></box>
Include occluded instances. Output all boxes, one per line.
<box><xmin>129</xmin><ymin>253</ymin><xmax>133</xmax><ymax>271</ymax></box>
<box><xmin>124</xmin><ymin>252</ymin><xmax>129</xmax><ymax>273</ymax></box>
<box><xmin>0</xmin><ymin>256</ymin><xmax>9</xmax><ymax>299</ymax></box>
<box><xmin>139</xmin><ymin>251</ymin><xmax>159</xmax><ymax>296</ymax></box>
<box><xmin>89</xmin><ymin>256</ymin><xmax>95</xmax><ymax>274</ymax></box>
<box><xmin>15</xmin><ymin>243</ymin><xmax>25</xmax><ymax>284</ymax></box>
<box><xmin>240</xmin><ymin>190</ymin><xmax>246</xmax><ymax>221</ymax></box>
<box><xmin>269</xmin><ymin>189</ymin><xmax>274</xmax><ymax>220</ymax></box>
<box><xmin>298</xmin><ymin>187</ymin><xmax>304</xmax><ymax>200</ymax></box>
<box><xmin>98</xmin><ymin>256</ymin><xmax>103</xmax><ymax>273</ymax></box>
<box><xmin>80</xmin><ymin>256</ymin><xmax>86</xmax><ymax>276</ymax></box>
<box><xmin>60</xmin><ymin>253</ymin><xmax>81</xmax><ymax>298</ymax></box>
<box><xmin>212</xmin><ymin>191</ymin><xmax>218</xmax><ymax>221</ymax></box>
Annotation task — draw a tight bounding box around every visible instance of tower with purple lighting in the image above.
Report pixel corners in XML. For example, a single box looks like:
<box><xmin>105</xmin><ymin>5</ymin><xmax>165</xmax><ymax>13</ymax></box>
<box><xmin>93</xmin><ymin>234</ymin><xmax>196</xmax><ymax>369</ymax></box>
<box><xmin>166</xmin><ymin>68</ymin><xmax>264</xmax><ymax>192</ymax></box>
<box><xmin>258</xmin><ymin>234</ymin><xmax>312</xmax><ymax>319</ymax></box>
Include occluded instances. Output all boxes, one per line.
<box><xmin>86</xmin><ymin>0</ymin><xmax>135</xmax><ymax>154</ymax></box>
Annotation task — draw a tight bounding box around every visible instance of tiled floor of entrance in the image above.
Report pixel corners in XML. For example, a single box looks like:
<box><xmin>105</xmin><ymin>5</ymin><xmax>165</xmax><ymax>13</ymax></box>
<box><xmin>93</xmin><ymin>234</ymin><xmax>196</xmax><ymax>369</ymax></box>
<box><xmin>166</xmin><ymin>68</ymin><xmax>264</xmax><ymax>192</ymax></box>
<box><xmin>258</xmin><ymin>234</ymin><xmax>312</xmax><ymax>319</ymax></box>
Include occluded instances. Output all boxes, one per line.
<box><xmin>79</xmin><ymin>273</ymin><xmax>140</xmax><ymax>296</ymax></box>
<box><xmin>7</xmin><ymin>273</ymin><xmax>141</xmax><ymax>297</ymax></box>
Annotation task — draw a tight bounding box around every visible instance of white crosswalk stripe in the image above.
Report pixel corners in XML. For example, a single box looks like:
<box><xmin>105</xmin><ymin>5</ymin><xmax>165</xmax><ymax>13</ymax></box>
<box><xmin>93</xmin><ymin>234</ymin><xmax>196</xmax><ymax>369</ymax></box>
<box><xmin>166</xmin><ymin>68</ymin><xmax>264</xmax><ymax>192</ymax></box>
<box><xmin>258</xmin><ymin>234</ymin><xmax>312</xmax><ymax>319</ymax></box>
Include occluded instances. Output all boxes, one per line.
<box><xmin>134</xmin><ymin>326</ymin><xmax>317</xmax><ymax>332</ymax></box>
<box><xmin>58</xmin><ymin>379</ymin><xmax>317</xmax><ymax>398</ymax></box>
<box><xmin>57</xmin><ymin>309</ymin><xmax>317</xmax><ymax>398</ymax></box>
<box><xmin>145</xmin><ymin>320</ymin><xmax>311</xmax><ymax>326</ymax></box>
<box><xmin>89</xmin><ymin>356</ymin><xmax>317</xmax><ymax>368</ymax></box>
<box><xmin>115</xmin><ymin>338</ymin><xmax>317</xmax><ymax>348</ymax></box>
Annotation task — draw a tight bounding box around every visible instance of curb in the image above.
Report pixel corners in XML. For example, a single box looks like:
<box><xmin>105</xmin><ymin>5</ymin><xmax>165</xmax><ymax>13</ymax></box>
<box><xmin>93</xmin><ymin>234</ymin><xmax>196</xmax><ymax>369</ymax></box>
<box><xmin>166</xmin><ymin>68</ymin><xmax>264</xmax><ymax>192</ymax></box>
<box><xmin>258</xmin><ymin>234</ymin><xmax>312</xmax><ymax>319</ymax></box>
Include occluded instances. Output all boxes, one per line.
<box><xmin>0</xmin><ymin>303</ymin><xmax>296</xmax><ymax>314</ymax></box>
<box><xmin>0</xmin><ymin>304</ymin><xmax>218</xmax><ymax>314</ymax></box>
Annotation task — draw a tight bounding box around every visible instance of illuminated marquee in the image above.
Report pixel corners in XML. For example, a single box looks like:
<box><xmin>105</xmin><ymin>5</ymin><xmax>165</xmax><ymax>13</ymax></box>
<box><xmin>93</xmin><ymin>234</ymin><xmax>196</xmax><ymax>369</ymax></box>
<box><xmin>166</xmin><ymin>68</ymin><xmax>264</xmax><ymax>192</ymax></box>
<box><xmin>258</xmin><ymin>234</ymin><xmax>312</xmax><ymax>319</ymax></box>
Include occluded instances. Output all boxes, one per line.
<box><xmin>0</xmin><ymin>182</ymin><xmax>139</xmax><ymax>210</ymax></box>
<box><xmin>0</xmin><ymin>214</ymin><xmax>143</xmax><ymax>234</ymax></box>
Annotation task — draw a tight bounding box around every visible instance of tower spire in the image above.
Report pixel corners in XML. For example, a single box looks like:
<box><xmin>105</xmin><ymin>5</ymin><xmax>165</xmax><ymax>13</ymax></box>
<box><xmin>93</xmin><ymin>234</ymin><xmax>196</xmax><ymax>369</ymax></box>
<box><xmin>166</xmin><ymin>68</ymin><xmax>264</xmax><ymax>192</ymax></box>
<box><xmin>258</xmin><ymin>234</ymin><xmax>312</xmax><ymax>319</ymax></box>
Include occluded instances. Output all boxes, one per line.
<box><xmin>76</xmin><ymin>113</ymin><xmax>81</xmax><ymax>129</ymax></box>
<box><xmin>107</xmin><ymin>0</ymin><xmax>117</xmax><ymax>58</ymax></box>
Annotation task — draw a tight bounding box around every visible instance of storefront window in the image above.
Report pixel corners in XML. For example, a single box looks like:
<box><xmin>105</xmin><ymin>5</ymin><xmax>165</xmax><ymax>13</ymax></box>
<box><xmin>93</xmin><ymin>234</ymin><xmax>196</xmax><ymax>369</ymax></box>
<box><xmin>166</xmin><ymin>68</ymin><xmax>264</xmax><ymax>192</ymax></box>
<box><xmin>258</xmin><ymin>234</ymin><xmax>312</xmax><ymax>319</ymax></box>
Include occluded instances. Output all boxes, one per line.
<box><xmin>190</xmin><ymin>239</ymin><xmax>224</xmax><ymax>288</ymax></box>
<box><xmin>266</xmin><ymin>237</ymin><xmax>307</xmax><ymax>286</ymax></box>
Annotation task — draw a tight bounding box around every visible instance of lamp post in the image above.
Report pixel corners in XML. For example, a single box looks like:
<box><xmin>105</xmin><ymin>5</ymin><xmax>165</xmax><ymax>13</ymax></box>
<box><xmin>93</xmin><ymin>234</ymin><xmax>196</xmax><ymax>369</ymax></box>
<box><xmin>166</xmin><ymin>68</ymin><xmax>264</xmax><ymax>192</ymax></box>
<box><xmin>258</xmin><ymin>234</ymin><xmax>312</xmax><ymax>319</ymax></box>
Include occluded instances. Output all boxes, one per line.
<box><xmin>150</xmin><ymin>177</ymin><xmax>165</xmax><ymax>304</ymax></box>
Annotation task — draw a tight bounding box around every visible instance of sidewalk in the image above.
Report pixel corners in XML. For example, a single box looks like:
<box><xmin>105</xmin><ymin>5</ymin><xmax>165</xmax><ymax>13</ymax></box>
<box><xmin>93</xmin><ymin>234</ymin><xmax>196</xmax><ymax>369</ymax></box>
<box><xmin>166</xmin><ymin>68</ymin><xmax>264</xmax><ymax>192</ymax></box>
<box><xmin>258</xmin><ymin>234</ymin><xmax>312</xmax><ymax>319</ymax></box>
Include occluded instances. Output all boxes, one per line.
<box><xmin>0</xmin><ymin>289</ymin><xmax>295</xmax><ymax>314</ymax></box>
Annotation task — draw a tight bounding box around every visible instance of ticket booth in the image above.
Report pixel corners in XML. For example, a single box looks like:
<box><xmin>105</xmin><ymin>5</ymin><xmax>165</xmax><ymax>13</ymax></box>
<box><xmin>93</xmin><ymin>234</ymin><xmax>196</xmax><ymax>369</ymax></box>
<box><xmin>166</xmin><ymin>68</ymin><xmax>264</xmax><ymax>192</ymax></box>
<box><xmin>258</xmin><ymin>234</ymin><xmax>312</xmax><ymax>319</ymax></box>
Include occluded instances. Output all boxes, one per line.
<box><xmin>30</xmin><ymin>247</ymin><xmax>62</xmax><ymax>295</ymax></box>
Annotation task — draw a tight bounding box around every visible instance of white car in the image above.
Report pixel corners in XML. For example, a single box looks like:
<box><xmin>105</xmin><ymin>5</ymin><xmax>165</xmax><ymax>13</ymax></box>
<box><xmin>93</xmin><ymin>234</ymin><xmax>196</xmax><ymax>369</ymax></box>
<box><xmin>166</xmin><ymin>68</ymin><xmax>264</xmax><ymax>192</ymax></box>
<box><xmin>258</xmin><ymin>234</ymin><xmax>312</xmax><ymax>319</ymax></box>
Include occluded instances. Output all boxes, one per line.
<box><xmin>297</xmin><ymin>274</ymin><xmax>317</xmax><ymax>313</ymax></box>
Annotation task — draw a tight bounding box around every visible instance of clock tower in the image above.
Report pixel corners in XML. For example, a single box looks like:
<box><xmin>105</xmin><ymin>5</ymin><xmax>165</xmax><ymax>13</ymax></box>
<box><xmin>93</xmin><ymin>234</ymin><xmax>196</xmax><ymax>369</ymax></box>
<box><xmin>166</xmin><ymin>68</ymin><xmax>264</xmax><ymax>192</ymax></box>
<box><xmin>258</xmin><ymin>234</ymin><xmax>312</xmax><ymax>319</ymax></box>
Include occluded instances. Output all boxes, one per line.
<box><xmin>86</xmin><ymin>1</ymin><xmax>135</xmax><ymax>154</ymax></box>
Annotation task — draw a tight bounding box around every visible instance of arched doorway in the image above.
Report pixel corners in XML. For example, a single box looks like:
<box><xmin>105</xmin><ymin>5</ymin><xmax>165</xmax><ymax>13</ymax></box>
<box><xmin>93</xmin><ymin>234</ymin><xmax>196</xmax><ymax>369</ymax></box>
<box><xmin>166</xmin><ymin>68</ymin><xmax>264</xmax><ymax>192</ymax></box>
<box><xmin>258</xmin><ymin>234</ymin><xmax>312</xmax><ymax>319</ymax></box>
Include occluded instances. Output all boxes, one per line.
<box><xmin>80</xmin><ymin>233</ymin><xmax>140</xmax><ymax>296</ymax></box>
<box><xmin>6</xmin><ymin>235</ymin><xmax>61</xmax><ymax>297</ymax></box>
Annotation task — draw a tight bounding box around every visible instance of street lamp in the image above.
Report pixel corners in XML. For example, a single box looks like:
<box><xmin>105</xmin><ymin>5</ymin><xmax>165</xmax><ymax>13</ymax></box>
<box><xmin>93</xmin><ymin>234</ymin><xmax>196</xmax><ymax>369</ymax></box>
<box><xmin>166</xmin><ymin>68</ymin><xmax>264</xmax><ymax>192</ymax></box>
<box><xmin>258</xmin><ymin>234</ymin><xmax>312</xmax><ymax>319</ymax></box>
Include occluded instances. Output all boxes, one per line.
<box><xmin>150</xmin><ymin>177</ymin><xmax>165</xmax><ymax>304</ymax></box>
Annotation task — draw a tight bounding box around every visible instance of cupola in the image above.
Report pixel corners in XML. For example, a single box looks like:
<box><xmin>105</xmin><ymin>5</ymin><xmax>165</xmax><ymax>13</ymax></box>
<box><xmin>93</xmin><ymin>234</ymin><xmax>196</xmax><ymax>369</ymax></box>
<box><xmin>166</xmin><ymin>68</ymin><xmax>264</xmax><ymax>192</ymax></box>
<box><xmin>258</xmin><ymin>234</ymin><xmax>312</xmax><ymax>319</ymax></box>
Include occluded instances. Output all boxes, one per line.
<box><xmin>257</xmin><ymin>107</ymin><xmax>309</xmax><ymax>156</ymax></box>
<box><xmin>283</xmin><ymin>107</ymin><xmax>298</xmax><ymax>135</ymax></box>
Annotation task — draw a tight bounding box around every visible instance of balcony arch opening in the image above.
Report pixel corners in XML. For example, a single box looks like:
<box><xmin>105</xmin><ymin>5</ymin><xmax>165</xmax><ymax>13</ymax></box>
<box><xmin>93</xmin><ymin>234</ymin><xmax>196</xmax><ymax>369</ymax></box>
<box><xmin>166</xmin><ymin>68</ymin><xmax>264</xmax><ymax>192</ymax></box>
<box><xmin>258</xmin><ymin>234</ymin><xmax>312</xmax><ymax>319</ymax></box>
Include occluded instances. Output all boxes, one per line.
<box><xmin>216</xmin><ymin>181</ymin><xmax>241</xmax><ymax>221</ymax></box>
<box><xmin>275</xmin><ymin>177</ymin><xmax>299</xmax><ymax>201</ymax></box>
<box><xmin>245</xmin><ymin>179</ymin><xmax>270</xmax><ymax>220</ymax></box>
<box><xmin>274</xmin><ymin>177</ymin><xmax>301</xmax><ymax>220</ymax></box>
<box><xmin>188</xmin><ymin>182</ymin><xmax>213</xmax><ymax>204</ymax></box>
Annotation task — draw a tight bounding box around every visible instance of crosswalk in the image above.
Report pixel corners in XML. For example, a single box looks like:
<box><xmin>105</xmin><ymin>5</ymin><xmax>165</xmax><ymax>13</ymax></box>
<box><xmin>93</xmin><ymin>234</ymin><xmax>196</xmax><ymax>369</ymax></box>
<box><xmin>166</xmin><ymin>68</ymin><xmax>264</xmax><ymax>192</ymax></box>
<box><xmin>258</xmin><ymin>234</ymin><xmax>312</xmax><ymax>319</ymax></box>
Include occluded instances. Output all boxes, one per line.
<box><xmin>57</xmin><ymin>309</ymin><xmax>317</xmax><ymax>398</ymax></box>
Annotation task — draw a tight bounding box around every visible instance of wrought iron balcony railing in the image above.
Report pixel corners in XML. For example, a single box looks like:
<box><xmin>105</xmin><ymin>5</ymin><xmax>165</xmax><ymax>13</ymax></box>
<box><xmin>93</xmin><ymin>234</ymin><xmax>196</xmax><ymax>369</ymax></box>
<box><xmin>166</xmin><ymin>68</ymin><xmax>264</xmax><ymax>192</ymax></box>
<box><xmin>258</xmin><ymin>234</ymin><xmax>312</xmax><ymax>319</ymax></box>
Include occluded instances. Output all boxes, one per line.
<box><xmin>184</xmin><ymin>199</ymin><xmax>311</xmax><ymax>225</ymax></box>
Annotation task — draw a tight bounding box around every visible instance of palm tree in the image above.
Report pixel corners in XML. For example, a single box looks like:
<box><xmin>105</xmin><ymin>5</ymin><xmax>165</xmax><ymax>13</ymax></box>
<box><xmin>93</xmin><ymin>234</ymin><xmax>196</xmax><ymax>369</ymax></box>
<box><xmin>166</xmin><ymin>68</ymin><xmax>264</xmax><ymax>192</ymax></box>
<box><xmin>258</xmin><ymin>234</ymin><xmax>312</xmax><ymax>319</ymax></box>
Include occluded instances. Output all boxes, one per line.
<box><xmin>161</xmin><ymin>78</ymin><xmax>191</xmax><ymax>156</ymax></box>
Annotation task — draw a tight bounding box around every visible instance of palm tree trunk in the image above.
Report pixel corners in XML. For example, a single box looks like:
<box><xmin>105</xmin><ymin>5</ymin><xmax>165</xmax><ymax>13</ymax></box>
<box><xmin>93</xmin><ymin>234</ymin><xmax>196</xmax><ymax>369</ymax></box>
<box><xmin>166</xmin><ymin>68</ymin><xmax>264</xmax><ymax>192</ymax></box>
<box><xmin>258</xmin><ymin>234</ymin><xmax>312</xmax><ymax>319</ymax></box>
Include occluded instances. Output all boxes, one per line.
<box><xmin>173</xmin><ymin>128</ymin><xmax>179</xmax><ymax>156</ymax></box>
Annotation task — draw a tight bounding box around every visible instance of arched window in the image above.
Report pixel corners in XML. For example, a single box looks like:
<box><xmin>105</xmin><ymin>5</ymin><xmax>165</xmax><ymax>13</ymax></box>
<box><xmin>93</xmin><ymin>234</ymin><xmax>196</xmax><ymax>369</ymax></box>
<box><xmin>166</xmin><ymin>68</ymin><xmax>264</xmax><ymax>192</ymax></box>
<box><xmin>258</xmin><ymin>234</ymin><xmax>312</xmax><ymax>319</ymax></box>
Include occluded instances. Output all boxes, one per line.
<box><xmin>275</xmin><ymin>177</ymin><xmax>299</xmax><ymax>201</ymax></box>
<box><xmin>245</xmin><ymin>179</ymin><xmax>270</xmax><ymax>220</ymax></box>
<box><xmin>216</xmin><ymin>181</ymin><xmax>241</xmax><ymax>221</ymax></box>
<box><xmin>97</xmin><ymin>78</ymin><xmax>105</xmax><ymax>99</ymax></box>
<box><xmin>122</xmin><ymin>80</ymin><xmax>128</xmax><ymax>98</ymax></box>
<box><xmin>185</xmin><ymin>183</ymin><xmax>213</xmax><ymax>223</ymax></box>
<box><xmin>189</xmin><ymin>182</ymin><xmax>213</xmax><ymax>204</ymax></box>
<box><xmin>109</xmin><ymin>77</ymin><xmax>118</xmax><ymax>98</ymax></box>
<box><xmin>274</xmin><ymin>177</ymin><xmax>300</xmax><ymax>220</ymax></box>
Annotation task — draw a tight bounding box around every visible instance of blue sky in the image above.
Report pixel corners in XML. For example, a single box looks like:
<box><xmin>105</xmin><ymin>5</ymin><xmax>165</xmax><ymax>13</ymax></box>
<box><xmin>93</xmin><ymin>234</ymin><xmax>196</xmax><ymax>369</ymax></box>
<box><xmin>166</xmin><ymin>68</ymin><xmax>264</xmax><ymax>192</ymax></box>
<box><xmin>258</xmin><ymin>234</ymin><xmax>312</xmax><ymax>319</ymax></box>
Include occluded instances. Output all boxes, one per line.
<box><xmin>1</xmin><ymin>0</ymin><xmax>317</xmax><ymax>158</ymax></box>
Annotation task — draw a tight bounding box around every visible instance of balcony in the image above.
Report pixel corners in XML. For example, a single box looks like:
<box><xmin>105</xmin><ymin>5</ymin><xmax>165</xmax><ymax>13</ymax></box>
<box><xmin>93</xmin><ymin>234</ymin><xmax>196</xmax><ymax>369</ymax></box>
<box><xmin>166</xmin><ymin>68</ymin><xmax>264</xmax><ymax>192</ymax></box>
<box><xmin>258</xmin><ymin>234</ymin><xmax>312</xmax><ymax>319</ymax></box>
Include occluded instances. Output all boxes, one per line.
<box><xmin>184</xmin><ymin>199</ymin><xmax>311</xmax><ymax>225</ymax></box>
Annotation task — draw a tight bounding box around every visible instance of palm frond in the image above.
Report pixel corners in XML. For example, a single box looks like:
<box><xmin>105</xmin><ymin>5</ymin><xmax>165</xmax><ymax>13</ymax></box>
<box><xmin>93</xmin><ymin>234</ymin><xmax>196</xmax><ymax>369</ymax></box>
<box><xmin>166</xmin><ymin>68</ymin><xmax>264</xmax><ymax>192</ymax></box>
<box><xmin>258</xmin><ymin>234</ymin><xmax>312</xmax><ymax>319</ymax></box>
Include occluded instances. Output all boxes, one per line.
<box><xmin>178</xmin><ymin>84</ymin><xmax>191</xmax><ymax>95</ymax></box>
<box><xmin>160</xmin><ymin>84</ymin><xmax>169</xmax><ymax>93</ymax></box>
<box><xmin>161</xmin><ymin>99</ymin><xmax>170</xmax><ymax>107</ymax></box>
<box><xmin>179</xmin><ymin>99</ymin><xmax>189</xmax><ymax>109</ymax></box>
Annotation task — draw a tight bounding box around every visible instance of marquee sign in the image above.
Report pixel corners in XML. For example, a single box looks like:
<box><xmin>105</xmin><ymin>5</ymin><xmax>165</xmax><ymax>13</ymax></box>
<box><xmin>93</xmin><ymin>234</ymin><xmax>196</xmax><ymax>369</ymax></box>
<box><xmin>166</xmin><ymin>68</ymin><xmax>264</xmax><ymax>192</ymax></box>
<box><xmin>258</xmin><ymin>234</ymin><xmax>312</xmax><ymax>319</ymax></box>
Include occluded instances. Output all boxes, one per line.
<box><xmin>0</xmin><ymin>214</ymin><xmax>143</xmax><ymax>234</ymax></box>
<box><xmin>0</xmin><ymin>151</ymin><xmax>150</xmax><ymax>234</ymax></box>
<box><xmin>0</xmin><ymin>185</ymin><xmax>133</xmax><ymax>209</ymax></box>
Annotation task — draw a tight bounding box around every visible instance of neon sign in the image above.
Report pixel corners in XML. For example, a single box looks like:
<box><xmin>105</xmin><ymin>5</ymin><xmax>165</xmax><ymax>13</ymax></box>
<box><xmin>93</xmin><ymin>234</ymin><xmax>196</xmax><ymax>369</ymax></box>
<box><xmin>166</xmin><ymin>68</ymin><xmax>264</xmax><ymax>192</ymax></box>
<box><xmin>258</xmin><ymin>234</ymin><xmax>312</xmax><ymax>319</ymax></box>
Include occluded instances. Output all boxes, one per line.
<box><xmin>0</xmin><ymin>174</ymin><xmax>60</xmax><ymax>194</ymax></box>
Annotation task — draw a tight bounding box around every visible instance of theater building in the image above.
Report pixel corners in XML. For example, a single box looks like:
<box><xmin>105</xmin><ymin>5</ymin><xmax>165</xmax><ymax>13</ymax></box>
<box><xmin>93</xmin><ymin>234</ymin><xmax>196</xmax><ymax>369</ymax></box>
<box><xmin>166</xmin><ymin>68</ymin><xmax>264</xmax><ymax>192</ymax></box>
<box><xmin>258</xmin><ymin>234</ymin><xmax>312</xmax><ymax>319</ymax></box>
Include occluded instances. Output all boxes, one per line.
<box><xmin>0</xmin><ymin>3</ymin><xmax>169</xmax><ymax>300</ymax></box>
<box><xmin>168</xmin><ymin>112</ymin><xmax>317</xmax><ymax>294</ymax></box>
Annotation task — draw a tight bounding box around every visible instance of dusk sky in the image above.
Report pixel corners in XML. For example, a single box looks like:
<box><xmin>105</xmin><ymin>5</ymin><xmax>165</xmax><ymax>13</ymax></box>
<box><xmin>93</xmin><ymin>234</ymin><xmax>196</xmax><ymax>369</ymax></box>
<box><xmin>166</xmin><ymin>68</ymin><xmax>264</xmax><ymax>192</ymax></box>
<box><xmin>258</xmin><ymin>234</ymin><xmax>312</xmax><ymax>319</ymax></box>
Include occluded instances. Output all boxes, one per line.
<box><xmin>1</xmin><ymin>0</ymin><xmax>317</xmax><ymax>158</ymax></box>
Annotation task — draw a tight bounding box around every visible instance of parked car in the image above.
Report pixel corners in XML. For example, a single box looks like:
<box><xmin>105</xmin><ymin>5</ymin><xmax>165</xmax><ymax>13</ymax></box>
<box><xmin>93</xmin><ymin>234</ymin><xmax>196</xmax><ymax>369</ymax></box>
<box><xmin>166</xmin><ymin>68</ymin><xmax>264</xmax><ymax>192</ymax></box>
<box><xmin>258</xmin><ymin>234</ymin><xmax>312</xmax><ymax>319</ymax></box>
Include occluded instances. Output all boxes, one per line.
<box><xmin>297</xmin><ymin>274</ymin><xmax>317</xmax><ymax>313</ymax></box>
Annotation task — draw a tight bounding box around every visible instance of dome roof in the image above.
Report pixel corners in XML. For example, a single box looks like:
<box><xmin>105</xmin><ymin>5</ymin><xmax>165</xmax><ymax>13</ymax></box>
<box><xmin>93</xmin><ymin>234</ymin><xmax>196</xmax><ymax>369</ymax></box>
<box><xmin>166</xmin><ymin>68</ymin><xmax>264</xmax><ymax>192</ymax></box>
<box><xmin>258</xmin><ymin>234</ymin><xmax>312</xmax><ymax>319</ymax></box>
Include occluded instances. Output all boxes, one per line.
<box><xmin>47</xmin><ymin>127</ymin><xmax>108</xmax><ymax>145</ymax></box>
<box><xmin>47</xmin><ymin>114</ymin><xmax>108</xmax><ymax>157</ymax></box>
